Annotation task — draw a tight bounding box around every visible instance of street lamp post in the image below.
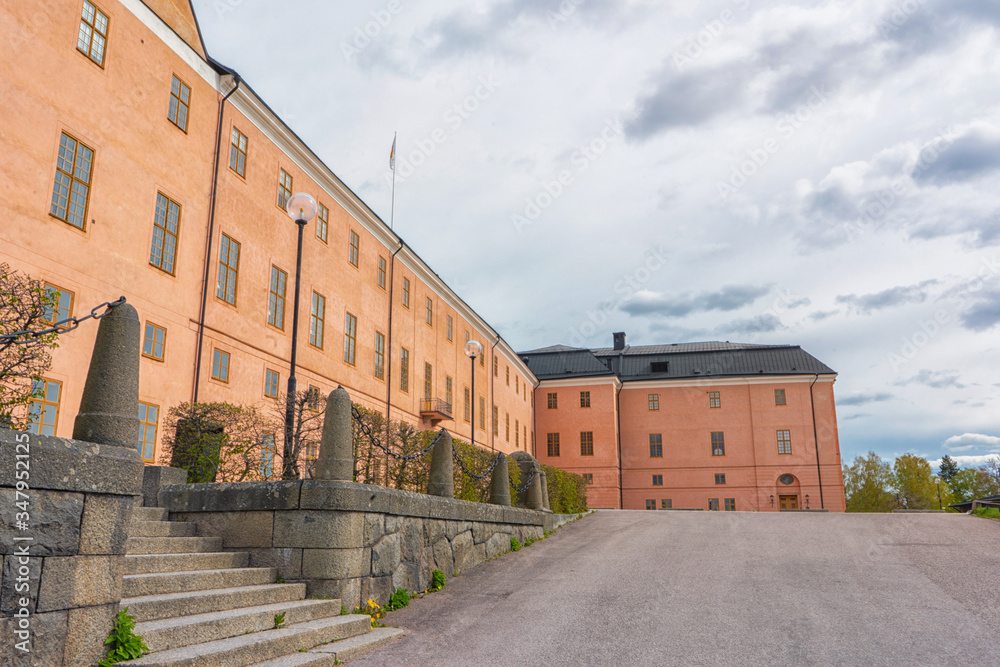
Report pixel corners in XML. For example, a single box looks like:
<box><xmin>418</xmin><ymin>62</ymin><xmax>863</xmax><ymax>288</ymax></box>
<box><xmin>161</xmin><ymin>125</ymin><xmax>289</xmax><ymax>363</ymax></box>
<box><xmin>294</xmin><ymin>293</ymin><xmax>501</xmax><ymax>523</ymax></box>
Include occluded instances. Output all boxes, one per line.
<box><xmin>283</xmin><ymin>193</ymin><xmax>317</xmax><ymax>479</ymax></box>
<box><xmin>465</xmin><ymin>340</ymin><xmax>482</xmax><ymax>448</ymax></box>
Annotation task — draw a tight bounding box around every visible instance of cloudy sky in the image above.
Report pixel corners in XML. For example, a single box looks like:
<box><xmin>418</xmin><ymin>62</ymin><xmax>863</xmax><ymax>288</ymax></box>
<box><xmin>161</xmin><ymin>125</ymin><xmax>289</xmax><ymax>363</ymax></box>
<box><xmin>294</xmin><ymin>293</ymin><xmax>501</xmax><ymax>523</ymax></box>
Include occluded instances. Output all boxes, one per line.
<box><xmin>192</xmin><ymin>0</ymin><xmax>1000</xmax><ymax>470</ymax></box>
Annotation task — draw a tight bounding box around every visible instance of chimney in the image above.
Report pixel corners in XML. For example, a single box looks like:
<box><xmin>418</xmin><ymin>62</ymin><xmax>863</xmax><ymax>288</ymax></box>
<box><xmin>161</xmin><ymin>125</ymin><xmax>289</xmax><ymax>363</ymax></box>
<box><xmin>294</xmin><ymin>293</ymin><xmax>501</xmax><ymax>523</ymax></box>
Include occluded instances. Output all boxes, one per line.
<box><xmin>613</xmin><ymin>332</ymin><xmax>626</xmax><ymax>351</ymax></box>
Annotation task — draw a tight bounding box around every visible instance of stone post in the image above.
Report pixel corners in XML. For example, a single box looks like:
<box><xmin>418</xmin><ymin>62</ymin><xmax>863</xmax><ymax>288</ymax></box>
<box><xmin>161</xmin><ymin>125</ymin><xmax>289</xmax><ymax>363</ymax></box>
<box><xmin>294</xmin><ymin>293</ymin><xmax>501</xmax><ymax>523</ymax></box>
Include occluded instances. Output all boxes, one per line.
<box><xmin>511</xmin><ymin>451</ymin><xmax>545</xmax><ymax>510</ymax></box>
<box><xmin>525</xmin><ymin>462</ymin><xmax>545</xmax><ymax>510</ymax></box>
<box><xmin>427</xmin><ymin>430</ymin><xmax>453</xmax><ymax>498</ymax></box>
<box><xmin>489</xmin><ymin>453</ymin><xmax>511</xmax><ymax>506</ymax></box>
<box><xmin>539</xmin><ymin>469</ymin><xmax>551</xmax><ymax>512</ymax></box>
<box><xmin>72</xmin><ymin>302</ymin><xmax>140</xmax><ymax>448</ymax></box>
<box><xmin>315</xmin><ymin>387</ymin><xmax>353</xmax><ymax>481</ymax></box>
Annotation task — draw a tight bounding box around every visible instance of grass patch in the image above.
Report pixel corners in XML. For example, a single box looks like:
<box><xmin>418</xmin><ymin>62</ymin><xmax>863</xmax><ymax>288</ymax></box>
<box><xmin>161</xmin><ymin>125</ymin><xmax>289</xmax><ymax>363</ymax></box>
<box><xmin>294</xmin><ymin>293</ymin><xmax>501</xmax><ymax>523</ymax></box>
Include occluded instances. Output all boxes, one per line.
<box><xmin>972</xmin><ymin>506</ymin><xmax>1000</xmax><ymax>519</ymax></box>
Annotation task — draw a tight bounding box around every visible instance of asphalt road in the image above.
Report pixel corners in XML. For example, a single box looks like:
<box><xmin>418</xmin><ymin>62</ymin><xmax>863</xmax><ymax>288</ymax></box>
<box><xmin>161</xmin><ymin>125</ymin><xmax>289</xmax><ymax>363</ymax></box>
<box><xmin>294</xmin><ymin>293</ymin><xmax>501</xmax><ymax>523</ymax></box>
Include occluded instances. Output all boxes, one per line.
<box><xmin>351</xmin><ymin>510</ymin><xmax>1000</xmax><ymax>666</ymax></box>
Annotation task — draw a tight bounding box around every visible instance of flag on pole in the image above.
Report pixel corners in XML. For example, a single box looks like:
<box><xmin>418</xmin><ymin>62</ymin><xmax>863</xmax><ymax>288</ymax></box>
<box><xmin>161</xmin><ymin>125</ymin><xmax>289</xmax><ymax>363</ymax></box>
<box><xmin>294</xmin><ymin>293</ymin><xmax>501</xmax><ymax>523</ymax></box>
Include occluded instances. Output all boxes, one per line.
<box><xmin>389</xmin><ymin>135</ymin><xmax>396</xmax><ymax>170</ymax></box>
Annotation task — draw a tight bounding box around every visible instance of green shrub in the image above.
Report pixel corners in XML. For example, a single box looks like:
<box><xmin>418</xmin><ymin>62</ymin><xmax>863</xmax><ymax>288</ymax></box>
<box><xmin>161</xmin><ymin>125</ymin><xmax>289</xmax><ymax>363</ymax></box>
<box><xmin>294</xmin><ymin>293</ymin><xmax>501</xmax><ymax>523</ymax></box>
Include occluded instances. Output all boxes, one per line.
<box><xmin>541</xmin><ymin>464</ymin><xmax>588</xmax><ymax>513</ymax></box>
<box><xmin>385</xmin><ymin>588</ymin><xmax>412</xmax><ymax>612</ymax></box>
<box><xmin>510</xmin><ymin>535</ymin><xmax>521</xmax><ymax>551</ymax></box>
<box><xmin>972</xmin><ymin>506</ymin><xmax>1000</xmax><ymax>519</ymax></box>
<box><xmin>99</xmin><ymin>608</ymin><xmax>148</xmax><ymax>666</ymax></box>
<box><xmin>430</xmin><ymin>569</ymin><xmax>446</xmax><ymax>591</ymax></box>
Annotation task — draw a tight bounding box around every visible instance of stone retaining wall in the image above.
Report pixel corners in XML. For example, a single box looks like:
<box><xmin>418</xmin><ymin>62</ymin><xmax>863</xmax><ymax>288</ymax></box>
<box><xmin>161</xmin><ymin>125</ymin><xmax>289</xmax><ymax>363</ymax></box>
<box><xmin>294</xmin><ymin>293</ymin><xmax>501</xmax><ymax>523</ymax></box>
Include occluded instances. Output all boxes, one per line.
<box><xmin>160</xmin><ymin>479</ymin><xmax>572</xmax><ymax>610</ymax></box>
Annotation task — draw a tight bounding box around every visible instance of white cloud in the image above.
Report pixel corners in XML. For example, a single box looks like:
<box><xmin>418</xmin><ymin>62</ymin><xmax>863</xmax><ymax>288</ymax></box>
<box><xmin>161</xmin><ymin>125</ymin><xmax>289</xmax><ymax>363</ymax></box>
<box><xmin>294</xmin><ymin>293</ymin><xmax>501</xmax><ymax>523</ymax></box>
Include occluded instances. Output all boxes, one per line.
<box><xmin>928</xmin><ymin>454</ymin><xmax>1000</xmax><ymax>470</ymax></box>
<box><xmin>943</xmin><ymin>433</ymin><xmax>1000</xmax><ymax>452</ymax></box>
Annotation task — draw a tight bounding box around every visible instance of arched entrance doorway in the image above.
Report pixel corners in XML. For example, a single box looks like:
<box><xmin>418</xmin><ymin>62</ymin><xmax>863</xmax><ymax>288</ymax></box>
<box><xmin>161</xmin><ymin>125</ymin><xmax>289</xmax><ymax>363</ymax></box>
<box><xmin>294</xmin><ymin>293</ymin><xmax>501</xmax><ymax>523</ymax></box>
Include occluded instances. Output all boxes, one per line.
<box><xmin>776</xmin><ymin>473</ymin><xmax>801</xmax><ymax>510</ymax></box>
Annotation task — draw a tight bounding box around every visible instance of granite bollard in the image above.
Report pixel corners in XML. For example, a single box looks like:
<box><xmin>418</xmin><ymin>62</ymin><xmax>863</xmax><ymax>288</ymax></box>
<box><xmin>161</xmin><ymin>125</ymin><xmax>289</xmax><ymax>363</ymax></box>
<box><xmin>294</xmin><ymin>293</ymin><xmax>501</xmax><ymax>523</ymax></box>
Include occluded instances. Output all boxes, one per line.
<box><xmin>489</xmin><ymin>453</ymin><xmax>511</xmax><ymax>506</ymax></box>
<box><xmin>315</xmin><ymin>386</ymin><xmax>353</xmax><ymax>481</ymax></box>
<box><xmin>427</xmin><ymin>430</ymin><xmax>454</xmax><ymax>498</ymax></box>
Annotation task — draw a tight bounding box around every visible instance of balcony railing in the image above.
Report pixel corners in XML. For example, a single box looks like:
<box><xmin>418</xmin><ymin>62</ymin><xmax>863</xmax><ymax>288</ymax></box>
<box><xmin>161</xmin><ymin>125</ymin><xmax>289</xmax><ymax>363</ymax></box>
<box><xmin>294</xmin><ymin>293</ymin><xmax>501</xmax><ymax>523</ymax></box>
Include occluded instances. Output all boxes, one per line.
<box><xmin>420</xmin><ymin>398</ymin><xmax>453</xmax><ymax>422</ymax></box>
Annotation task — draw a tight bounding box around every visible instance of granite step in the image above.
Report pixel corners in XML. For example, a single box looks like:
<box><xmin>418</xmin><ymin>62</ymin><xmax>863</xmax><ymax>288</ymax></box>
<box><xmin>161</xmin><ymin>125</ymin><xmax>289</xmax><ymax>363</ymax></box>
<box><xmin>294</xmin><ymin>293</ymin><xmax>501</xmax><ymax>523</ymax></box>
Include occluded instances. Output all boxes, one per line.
<box><xmin>127</xmin><ymin>536</ymin><xmax>224</xmax><ymax>555</ymax></box>
<box><xmin>124</xmin><ymin>567</ymin><xmax>277</xmax><ymax>597</ymax></box>
<box><xmin>122</xmin><ymin>583</ymin><xmax>307</xmax><ymax>622</ymax></box>
<box><xmin>248</xmin><ymin>653</ymin><xmax>336</xmax><ymax>666</ymax></box>
<box><xmin>308</xmin><ymin>626</ymin><xmax>405</xmax><ymax>663</ymax></box>
<box><xmin>137</xmin><ymin>599</ymin><xmax>344</xmax><ymax>653</ymax></box>
<box><xmin>135</xmin><ymin>507</ymin><xmax>170</xmax><ymax>522</ymax></box>
<box><xmin>131</xmin><ymin>521</ymin><xmax>199</xmax><ymax>538</ymax></box>
<box><xmin>126</xmin><ymin>552</ymin><xmax>250</xmax><ymax>575</ymax></box>
<box><xmin>127</xmin><ymin>615</ymin><xmax>372</xmax><ymax>667</ymax></box>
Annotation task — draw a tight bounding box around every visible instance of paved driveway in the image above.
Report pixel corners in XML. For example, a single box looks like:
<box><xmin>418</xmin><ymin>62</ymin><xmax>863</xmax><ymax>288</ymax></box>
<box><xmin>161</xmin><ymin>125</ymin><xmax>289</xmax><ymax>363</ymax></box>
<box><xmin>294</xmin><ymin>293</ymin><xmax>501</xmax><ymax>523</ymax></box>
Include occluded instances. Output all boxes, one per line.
<box><xmin>351</xmin><ymin>510</ymin><xmax>1000</xmax><ymax>666</ymax></box>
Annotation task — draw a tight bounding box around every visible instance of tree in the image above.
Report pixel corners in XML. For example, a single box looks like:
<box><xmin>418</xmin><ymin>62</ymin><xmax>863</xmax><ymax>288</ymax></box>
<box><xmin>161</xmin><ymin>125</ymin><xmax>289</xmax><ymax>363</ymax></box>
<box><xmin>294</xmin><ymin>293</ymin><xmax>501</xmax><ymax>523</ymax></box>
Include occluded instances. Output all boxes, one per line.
<box><xmin>276</xmin><ymin>388</ymin><xmax>326</xmax><ymax>480</ymax></box>
<box><xmin>950</xmin><ymin>468</ymin><xmax>1000</xmax><ymax>504</ymax></box>
<box><xmin>0</xmin><ymin>263</ymin><xmax>59</xmax><ymax>428</ymax></box>
<box><xmin>159</xmin><ymin>402</ymin><xmax>274</xmax><ymax>482</ymax></box>
<box><xmin>938</xmin><ymin>455</ymin><xmax>960</xmax><ymax>484</ymax></box>
<box><xmin>979</xmin><ymin>456</ymin><xmax>1000</xmax><ymax>489</ymax></box>
<box><xmin>893</xmin><ymin>453</ymin><xmax>940</xmax><ymax>509</ymax></box>
<box><xmin>844</xmin><ymin>451</ymin><xmax>895</xmax><ymax>512</ymax></box>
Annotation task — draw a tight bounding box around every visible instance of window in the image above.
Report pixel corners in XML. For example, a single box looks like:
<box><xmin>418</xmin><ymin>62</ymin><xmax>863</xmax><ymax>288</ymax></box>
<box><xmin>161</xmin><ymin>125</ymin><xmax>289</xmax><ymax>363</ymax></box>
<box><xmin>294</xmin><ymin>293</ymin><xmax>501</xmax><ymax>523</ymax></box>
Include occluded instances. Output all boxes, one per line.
<box><xmin>446</xmin><ymin>376</ymin><xmax>453</xmax><ymax>411</ymax></box>
<box><xmin>652</xmin><ymin>474</ymin><xmax>663</xmax><ymax>486</ymax></box>
<box><xmin>425</xmin><ymin>297</ymin><xmax>433</xmax><ymax>325</ymax></box>
<box><xmin>661</xmin><ymin>499</ymin><xmax>672</xmax><ymax>509</ymax></box>
<box><xmin>715</xmin><ymin>473</ymin><xmax>726</xmax><ymax>485</ymax></box>
<box><xmin>304</xmin><ymin>440</ymin><xmax>318</xmax><ymax>462</ymax></box>
<box><xmin>493</xmin><ymin>356</ymin><xmax>498</xmax><ymax>377</ymax></box>
<box><xmin>725</xmin><ymin>498</ymin><xmax>736</xmax><ymax>511</ymax></box>
<box><xmin>580</xmin><ymin>431</ymin><xmax>594</xmax><ymax>456</ymax></box>
<box><xmin>545</xmin><ymin>433</ymin><xmax>559</xmax><ymax>456</ymax></box>
<box><xmin>583</xmin><ymin>473</ymin><xmax>593</xmax><ymax>484</ymax></box>
<box><xmin>649</xmin><ymin>434</ymin><xmax>662</xmax><ymax>457</ymax></box>
<box><xmin>506</xmin><ymin>366</ymin><xmax>510</xmax><ymax>386</ymax></box>
<box><xmin>216</xmin><ymin>233</ymin><xmax>239</xmax><ymax>305</ymax></box>
<box><xmin>580</xmin><ymin>391</ymin><xmax>590</xmax><ymax>408</ymax></box>
<box><xmin>137</xmin><ymin>402</ymin><xmax>158</xmax><ymax>461</ymax></box>
<box><xmin>50</xmin><ymin>132</ymin><xmax>94</xmax><ymax>229</ymax></box>
<box><xmin>424</xmin><ymin>363</ymin><xmax>432</xmax><ymax>400</ymax></box>
<box><xmin>777</xmin><ymin>429</ymin><xmax>791</xmax><ymax>454</ymax></box>
<box><xmin>479</xmin><ymin>396</ymin><xmax>486</xmax><ymax>430</ymax></box>
<box><xmin>167</xmin><ymin>75</ymin><xmax>190</xmax><ymax>132</ymax></box>
<box><xmin>349</xmin><ymin>230</ymin><xmax>359</xmax><ymax>267</ymax></box>
<box><xmin>650</xmin><ymin>361</ymin><xmax>669</xmax><ymax>373</ymax></box>
<box><xmin>211</xmin><ymin>349</ymin><xmax>230</xmax><ymax>382</ymax></box>
<box><xmin>306</xmin><ymin>386</ymin><xmax>320</xmax><ymax>410</ymax></box>
<box><xmin>402</xmin><ymin>277</ymin><xmax>410</xmax><ymax>307</ymax></box>
<box><xmin>150</xmin><ymin>193</ymin><xmax>180</xmax><ymax>274</ymax></box>
<box><xmin>77</xmin><ymin>1</ymin><xmax>108</xmax><ymax>66</ymax></box>
<box><xmin>374</xmin><ymin>332</ymin><xmax>385</xmax><ymax>379</ymax></box>
<box><xmin>515</xmin><ymin>419</ymin><xmax>519</xmax><ymax>447</ymax></box>
<box><xmin>267</xmin><ymin>266</ymin><xmax>287</xmax><ymax>329</ymax></box>
<box><xmin>775</xmin><ymin>388</ymin><xmax>787</xmax><ymax>406</ymax></box>
<box><xmin>547</xmin><ymin>392</ymin><xmax>557</xmax><ymax>409</ymax></box>
<box><xmin>264</xmin><ymin>369</ymin><xmax>279</xmax><ymax>398</ymax></box>
<box><xmin>446</xmin><ymin>315</ymin><xmax>453</xmax><ymax>341</ymax></box>
<box><xmin>229</xmin><ymin>127</ymin><xmax>247</xmax><ymax>177</ymax></box>
<box><xmin>278</xmin><ymin>168</ymin><xmax>292</xmax><ymax>209</ymax></box>
<box><xmin>492</xmin><ymin>405</ymin><xmax>499</xmax><ymax>436</ymax></box>
<box><xmin>342</xmin><ymin>312</ymin><xmax>356</xmax><ymax>363</ymax></box>
<box><xmin>377</xmin><ymin>256</ymin><xmax>387</xmax><ymax>289</ymax></box>
<box><xmin>400</xmin><ymin>348</ymin><xmax>409</xmax><ymax>392</ymax></box>
<box><xmin>316</xmin><ymin>202</ymin><xmax>328</xmax><ymax>242</ymax></box>
<box><xmin>42</xmin><ymin>284</ymin><xmax>74</xmax><ymax>326</ymax></box>
<box><xmin>711</xmin><ymin>431</ymin><xmax>725</xmax><ymax>456</ymax></box>
<box><xmin>648</xmin><ymin>394</ymin><xmax>659</xmax><ymax>411</ymax></box>
<box><xmin>260</xmin><ymin>433</ymin><xmax>276</xmax><ymax>477</ymax></box>
<box><xmin>27</xmin><ymin>378</ymin><xmax>61</xmax><ymax>436</ymax></box>
<box><xmin>515</xmin><ymin>376</ymin><xmax>519</xmax><ymax>392</ymax></box>
<box><xmin>463</xmin><ymin>387</ymin><xmax>471</xmax><ymax>422</ymax></box>
<box><xmin>142</xmin><ymin>322</ymin><xmax>166</xmax><ymax>361</ymax></box>
<box><xmin>709</xmin><ymin>391</ymin><xmax>720</xmax><ymax>408</ymax></box>
<box><xmin>465</xmin><ymin>331</ymin><xmax>470</xmax><ymax>343</ymax></box>
<box><xmin>309</xmin><ymin>292</ymin><xmax>325</xmax><ymax>349</ymax></box>
<box><xmin>708</xmin><ymin>498</ymin><xmax>720</xmax><ymax>511</ymax></box>
<box><xmin>645</xmin><ymin>500</ymin><xmax>656</xmax><ymax>510</ymax></box>
<box><xmin>505</xmin><ymin>413</ymin><xmax>510</xmax><ymax>441</ymax></box>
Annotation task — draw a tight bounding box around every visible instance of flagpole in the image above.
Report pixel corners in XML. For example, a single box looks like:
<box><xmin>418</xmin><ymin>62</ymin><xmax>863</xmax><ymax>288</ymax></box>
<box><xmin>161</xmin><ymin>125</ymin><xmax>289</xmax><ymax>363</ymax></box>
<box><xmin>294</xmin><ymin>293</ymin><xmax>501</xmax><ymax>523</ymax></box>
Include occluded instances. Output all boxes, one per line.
<box><xmin>390</xmin><ymin>131</ymin><xmax>397</xmax><ymax>230</ymax></box>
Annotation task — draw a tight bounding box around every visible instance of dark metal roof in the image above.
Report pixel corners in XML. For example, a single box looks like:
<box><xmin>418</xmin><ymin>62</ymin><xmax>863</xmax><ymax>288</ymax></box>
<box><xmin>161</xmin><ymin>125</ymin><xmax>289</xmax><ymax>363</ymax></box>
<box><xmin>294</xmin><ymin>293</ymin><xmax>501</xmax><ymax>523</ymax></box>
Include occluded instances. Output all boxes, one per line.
<box><xmin>519</xmin><ymin>341</ymin><xmax>835</xmax><ymax>381</ymax></box>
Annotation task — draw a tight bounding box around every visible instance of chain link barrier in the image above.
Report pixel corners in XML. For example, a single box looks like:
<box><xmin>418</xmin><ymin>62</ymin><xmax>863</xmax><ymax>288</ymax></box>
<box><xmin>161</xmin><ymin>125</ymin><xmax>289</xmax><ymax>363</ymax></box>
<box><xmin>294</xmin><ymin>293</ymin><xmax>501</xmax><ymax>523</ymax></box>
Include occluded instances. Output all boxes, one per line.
<box><xmin>351</xmin><ymin>405</ymin><xmax>444</xmax><ymax>462</ymax></box>
<box><xmin>515</xmin><ymin>463</ymin><xmax>537</xmax><ymax>494</ymax></box>
<box><xmin>0</xmin><ymin>296</ymin><xmax>127</xmax><ymax>343</ymax></box>
<box><xmin>451</xmin><ymin>448</ymin><xmax>503</xmax><ymax>482</ymax></box>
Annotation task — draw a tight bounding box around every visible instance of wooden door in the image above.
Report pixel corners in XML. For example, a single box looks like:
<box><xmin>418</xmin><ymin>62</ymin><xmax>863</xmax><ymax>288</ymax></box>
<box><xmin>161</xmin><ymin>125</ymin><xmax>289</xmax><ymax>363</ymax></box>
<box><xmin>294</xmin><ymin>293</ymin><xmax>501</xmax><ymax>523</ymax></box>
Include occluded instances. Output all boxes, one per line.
<box><xmin>779</xmin><ymin>495</ymin><xmax>798</xmax><ymax>510</ymax></box>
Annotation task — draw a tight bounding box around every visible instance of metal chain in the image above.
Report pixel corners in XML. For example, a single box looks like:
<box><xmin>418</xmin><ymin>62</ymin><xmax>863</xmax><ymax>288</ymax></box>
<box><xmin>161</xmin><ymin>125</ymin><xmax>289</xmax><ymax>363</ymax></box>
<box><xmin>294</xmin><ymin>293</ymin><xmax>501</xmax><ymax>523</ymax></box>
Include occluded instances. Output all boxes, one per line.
<box><xmin>0</xmin><ymin>296</ymin><xmax>127</xmax><ymax>343</ymax></box>
<box><xmin>515</xmin><ymin>464</ymin><xmax>537</xmax><ymax>494</ymax></box>
<box><xmin>452</xmin><ymin>449</ymin><xmax>503</xmax><ymax>481</ymax></box>
<box><xmin>351</xmin><ymin>405</ymin><xmax>444</xmax><ymax>461</ymax></box>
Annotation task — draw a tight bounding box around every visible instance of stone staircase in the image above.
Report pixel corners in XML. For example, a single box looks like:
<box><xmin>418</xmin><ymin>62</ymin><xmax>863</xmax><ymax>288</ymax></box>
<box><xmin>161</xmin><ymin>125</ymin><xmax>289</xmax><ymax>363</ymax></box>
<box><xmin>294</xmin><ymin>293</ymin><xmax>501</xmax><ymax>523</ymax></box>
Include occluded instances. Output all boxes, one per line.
<box><xmin>121</xmin><ymin>506</ymin><xmax>403</xmax><ymax>666</ymax></box>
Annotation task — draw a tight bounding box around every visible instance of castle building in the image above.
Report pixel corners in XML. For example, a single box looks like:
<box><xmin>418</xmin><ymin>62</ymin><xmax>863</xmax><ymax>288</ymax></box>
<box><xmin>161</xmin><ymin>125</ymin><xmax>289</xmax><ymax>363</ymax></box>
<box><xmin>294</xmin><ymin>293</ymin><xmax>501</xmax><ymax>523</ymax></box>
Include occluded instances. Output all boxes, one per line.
<box><xmin>520</xmin><ymin>334</ymin><xmax>846</xmax><ymax>511</ymax></box>
<box><xmin>1</xmin><ymin>0</ymin><xmax>535</xmax><ymax>469</ymax></box>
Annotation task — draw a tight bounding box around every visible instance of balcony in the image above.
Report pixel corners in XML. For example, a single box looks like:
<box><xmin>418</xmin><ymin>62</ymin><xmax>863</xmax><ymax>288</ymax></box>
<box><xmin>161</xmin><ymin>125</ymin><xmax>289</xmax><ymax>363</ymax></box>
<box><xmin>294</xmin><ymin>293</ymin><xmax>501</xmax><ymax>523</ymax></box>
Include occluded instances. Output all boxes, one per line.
<box><xmin>420</xmin><ymin>398</ymin><xmax>453</xmax><ymax>424</ymax></box>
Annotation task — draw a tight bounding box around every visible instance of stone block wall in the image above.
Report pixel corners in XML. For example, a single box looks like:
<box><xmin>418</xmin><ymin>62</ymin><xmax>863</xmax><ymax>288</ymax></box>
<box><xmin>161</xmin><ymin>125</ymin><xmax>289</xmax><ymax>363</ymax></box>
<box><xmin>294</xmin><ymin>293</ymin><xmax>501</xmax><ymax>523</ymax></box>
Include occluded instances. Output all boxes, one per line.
<box><xmin>160</xmin><ymin>480</ymin><xmax>555</xmax><ymax>610</ymax></box>
<box><xmin>0</xmin><ymin>430</ymin><xmax>144</xmax><ymax>666</ymax></box>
